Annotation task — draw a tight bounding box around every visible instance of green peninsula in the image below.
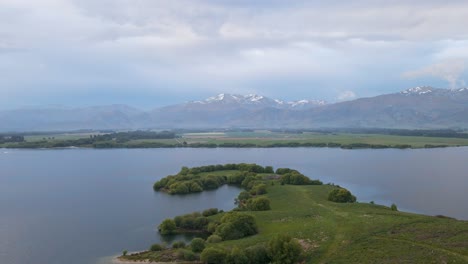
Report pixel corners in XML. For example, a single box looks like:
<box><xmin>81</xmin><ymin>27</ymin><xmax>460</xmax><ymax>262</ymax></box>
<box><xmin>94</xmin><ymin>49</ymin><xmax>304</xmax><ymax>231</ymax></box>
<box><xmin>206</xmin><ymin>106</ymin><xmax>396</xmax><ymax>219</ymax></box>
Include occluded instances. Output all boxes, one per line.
<box><xmin>120</xmin><ymin>164</ymin><xmax>468</xmax><ymax>263</ymax></box>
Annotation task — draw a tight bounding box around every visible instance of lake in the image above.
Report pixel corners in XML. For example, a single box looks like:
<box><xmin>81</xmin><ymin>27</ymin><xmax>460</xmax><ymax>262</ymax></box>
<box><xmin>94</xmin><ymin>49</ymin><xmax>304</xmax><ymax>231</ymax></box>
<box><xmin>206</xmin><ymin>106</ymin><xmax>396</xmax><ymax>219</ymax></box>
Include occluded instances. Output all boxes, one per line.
<box><xmin>1</xmin><ymin>148</ymin><xmax>467</xmax><ymax>264</ymax></box>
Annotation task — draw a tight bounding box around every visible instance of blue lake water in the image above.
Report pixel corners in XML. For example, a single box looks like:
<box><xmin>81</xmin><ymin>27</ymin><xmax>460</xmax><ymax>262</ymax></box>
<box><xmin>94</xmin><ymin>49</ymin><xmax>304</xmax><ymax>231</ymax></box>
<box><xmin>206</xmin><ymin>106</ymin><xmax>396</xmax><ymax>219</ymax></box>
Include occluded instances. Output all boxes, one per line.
<box><xmin>1</xmin><ymin>148</ymin><xmax>467</xmax><ymax>264</ymax></box>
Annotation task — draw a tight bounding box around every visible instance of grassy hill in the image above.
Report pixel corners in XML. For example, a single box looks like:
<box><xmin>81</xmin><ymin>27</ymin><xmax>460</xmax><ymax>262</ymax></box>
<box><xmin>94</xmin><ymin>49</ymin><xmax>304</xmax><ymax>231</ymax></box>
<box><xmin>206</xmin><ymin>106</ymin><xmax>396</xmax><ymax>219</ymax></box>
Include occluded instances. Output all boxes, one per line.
<box><xmin>120</xmin><ymin>167</ymin><xmax>468</xmax><ymax>263</ymax></box>
<box><xmin>224</xmin><ymin>184</ymin><xmax>467</xmax><ymax>263</ymax></box>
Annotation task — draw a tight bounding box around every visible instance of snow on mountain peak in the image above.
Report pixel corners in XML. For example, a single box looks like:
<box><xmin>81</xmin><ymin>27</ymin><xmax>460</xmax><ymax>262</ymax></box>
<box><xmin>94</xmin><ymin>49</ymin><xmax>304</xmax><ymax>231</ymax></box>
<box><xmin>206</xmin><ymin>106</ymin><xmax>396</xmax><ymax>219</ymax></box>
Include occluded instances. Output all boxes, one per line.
<box><xmin>246</xmin><ymin>94</ymin><xmax>264</xmax><ymax>102</ymax></box>
<box><xmin>401</xmin><ymin>86</ymin><xmax>434</xmax><ymax>95</ymax></box>
<box><xmin>191</xmin><ymin>93</ymin><xmax>326</xmax><ymax>109</ymax></box>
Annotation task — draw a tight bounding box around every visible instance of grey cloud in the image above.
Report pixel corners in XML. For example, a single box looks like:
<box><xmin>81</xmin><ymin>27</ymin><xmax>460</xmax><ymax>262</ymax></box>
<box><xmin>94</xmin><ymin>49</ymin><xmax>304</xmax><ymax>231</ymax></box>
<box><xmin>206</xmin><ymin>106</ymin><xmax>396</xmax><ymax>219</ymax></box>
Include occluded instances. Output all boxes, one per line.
<box><xmin>403</xmin><ymin>59</ymin><xmax>466</xmax><ymax>89</ymax></box>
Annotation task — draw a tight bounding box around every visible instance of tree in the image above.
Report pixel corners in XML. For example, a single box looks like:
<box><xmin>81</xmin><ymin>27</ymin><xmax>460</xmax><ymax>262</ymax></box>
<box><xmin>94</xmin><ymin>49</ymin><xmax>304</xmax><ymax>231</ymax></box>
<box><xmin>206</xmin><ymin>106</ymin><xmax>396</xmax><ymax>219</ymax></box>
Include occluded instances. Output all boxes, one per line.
<box><xmin>327</xmin><ymin>188</ymin><xmax>357</xmax><ymax>203</ymax></box>
<box><xmin>150</xmin><ymin>243</ymin><xmax>164</xmax><ymax>251</ymax></box>
<box><xmin>268</xmin><ymin>234</ymin><xmax>302</xmax><ymax>264</ymax></box>
<box><xmin>247</xmin><ymin>197</ymin><xmax>271</xmax><ymax>211</ymax></box>
<box><xmin>226</xmin><ymin>247</ymin><xmax>249</xmax><ymax>264</ymax></box>
<box><xmin>245</xmin><ymin>244</ymin><xmax>270</xmax><ymax>264</ymax></box>
<box><xmin>206</xmin><ymin>234</ymin><xmax>222</xmax><ymax>243</ymax></box>
<box><xmin>391</xmin><ymin>203</ymin><xmax>398</xmax><ymax>211</ymax></box>
<box><xmin>159</xmin><ymin>218</ymin><xmax>176</xmax><ymax>235</ymax></box>
<box><xmin>190</xmin><ymin>237</ymin><xmax>206</xmax><ymax>253</ymax></box>
<box><xmin>200</xmin><ymin>248</ymin><xmax>228</xmax><ymax>264</ymax></box>
<box><xmin>215</xmin><ymin>212</ymin><xmax>258</xmax><ymax>240</ymax></box>
<box><xmin>251</xmin><ymin>184</ymin><xmax>267</xmax><ymax>195</ymax></box>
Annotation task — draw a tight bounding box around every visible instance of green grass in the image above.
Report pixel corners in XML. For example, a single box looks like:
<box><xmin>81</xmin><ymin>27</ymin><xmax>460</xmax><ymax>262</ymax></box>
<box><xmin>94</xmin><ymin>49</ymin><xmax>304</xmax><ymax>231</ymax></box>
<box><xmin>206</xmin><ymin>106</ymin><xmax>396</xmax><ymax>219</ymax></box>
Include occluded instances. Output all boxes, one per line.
<box><xmin>216</xmin><ymin>184</ymin><xmax>468</xmax><ymax>263</ymax></box>
<box><xmin>181</xmin><ymin>132</ymin><xmax>468</xmax><ymax>148</ymax></box>
<box><xmin>4</xmin><ymin>131</ymin><xmax>468</xmax><ymax>149</ymax></box>
<box><xmin>124</xmin><ymin>168</ymin><xmax>468</xmax><ymax>263</ymax></box>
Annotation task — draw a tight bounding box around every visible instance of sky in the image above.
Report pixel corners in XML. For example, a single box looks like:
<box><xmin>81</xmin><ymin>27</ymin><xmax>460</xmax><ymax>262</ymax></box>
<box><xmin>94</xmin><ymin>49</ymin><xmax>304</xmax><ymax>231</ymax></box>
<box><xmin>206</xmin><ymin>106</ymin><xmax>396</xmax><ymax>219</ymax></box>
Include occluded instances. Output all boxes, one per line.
<box><xmin>1</xmin><ymin>0</ymin><xmax>468</xmax><ymax>109</ymax></box>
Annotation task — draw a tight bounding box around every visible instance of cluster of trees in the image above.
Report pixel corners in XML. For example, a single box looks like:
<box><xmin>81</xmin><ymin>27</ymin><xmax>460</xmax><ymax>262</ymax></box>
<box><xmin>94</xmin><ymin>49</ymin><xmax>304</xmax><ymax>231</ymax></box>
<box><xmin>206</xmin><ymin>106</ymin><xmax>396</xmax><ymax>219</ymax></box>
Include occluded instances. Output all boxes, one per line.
<box><xmin>275</xmin><ymin>168</ymin><xmax>323</xmax><ymax>185</ymax></box>
<box><xmin>179</xmin><ymin>164</ymin><xmax>274</xmax><ymax>175</ymax></box>
<box><xmin>159</xmin><ymin>210</ymin><xmax>218</xmax><ymax>234</ymax></box>
<box><xmin>0</xmin><ymin>131</ymin><xmax>176</xmax><ymax>148</ymax></box>
<box><xmin>327</xmin><ymin>188</ymin><xmax>357</xmax><ymax>203</ymax></box>
<box><xmin>145</xmin><ymin>233</ymin><xmax>302</xmax><ymax>264</ymax></box>
<box><xmin>200</xmin><ymin>234</ymin><xmax>303</xmax><ymax>264</ymax></box>
<box><xmin>159</xmin><ymin>211</ymin><xmax>258</xmax><ymax>242</ymax></box>
<box><xmin>153</xmin><ymin>174</ymin><xmax>227</xmax><ymax>194</ymax></box>
<box><xmin>235</xmin><ymin>186</ymin><xmax>271</xmax><ymax>211</ymax></box>
<box><xmin>153</xmin><ymin>164</ymin><xmax>276</xmax><ymax>195</ymax></box>
<box><xmin>91</xmin><ymin>130</ymin><xmax>176</xmax><ymax>142</ymax></box>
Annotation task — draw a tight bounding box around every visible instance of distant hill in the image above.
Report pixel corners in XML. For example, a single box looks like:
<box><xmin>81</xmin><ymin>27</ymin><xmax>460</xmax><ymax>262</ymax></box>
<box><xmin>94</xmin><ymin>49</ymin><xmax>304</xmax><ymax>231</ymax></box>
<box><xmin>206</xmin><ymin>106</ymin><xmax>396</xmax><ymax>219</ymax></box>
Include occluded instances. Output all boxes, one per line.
<box><xmin>1</xmin><ymin>87</ymin><xmax>468</xmax><ymax>131</ymax></box>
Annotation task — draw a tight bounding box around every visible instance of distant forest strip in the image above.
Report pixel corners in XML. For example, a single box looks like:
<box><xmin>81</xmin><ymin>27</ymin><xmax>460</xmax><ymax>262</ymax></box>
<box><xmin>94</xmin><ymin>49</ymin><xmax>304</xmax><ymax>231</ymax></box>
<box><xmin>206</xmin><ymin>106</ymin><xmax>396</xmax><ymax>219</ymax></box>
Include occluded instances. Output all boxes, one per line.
<box><xmin>1</xmin><ymin>129</ymin><xmax>468</xmax><ymax>149</ymax></box>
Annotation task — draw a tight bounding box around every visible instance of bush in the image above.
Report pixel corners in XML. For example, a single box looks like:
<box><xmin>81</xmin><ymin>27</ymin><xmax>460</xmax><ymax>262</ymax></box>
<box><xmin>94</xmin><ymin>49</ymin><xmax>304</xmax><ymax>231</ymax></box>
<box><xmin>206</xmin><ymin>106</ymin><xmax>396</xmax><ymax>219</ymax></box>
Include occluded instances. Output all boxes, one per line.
<box><xmin>268</xmin><ymin>234</ymin><xmax>302</xmax><ymax>264</ymax></box>
<box><xmin>177</xmin><ymin>249</ymin><xmax>198</xmax><ymax>261</ymax></box>
<box><xmin>172</xmin><ymin>241</ymin><xmax>186</xmax><ymax>249</ymax></box>
<box><xmin>200</xmin><ymin>248</ymin><xmax>228</xmax><ymax>264</ymax></box>
<box><xmin>226</xmin><ymin>247</ymin><xmax>249</xmax><ymax>264</ymax></box>
<box><xmin>236</xmin><ymin>191</ymin><xmax>251</xmax><ymax>203</ymax></box>
<box><xmin>247</xmin><ymin>197</ymin><xmax>271</xmax><ymax>211</ymax></box>
<box><xmin>327</xmin><ymin>188</ymin><xmax>357</xmax><ymax>203</ymax></box>
<box><xmin>202</xmin><ymin>208</ymin><xmax>219</xmax><ymax>217</ymax></box>
<box><xmin>250</xmin><ymin>183</ymin><xmax>267</xmax><ymax>195</ymax></box>
<box><xmin>391</xmin><ymin>203</ymin><xmax>398</xmax><ymax>211</ymax></box>
<box><xmin>190</xmin><ymin>237</ymin><xmax>206</xmax><ymax>253</ymax></box>
<box><xmin>215</xmin><ymin>212</ymin><xmax>258</xmax><ymax>240</ymax></box>
<box><xmin>122</xmin><ymin>250</ymin><xmax>127</xmax><ymax>256</ymax></box>
<box><xmin>245</xmin><ymin>244</ymin><xmax>270</xmax><ymax>264</ymax></box>
<box><xmin>159</xmin><ymin>218</ymin><xmax>177</xmax><ymax>235</ymax></box>
<box><xmin>206</xmin><ymin>234</ymin><xmax>223</xmax><ymax>243</ymax></box>
<box><xmin>189</xmin><ymin>182</ymin><xmax>203</xmax><ymax>192</ymax></box>
<box><xmin>150</xmin><ymin>243</ymin><xmax>164</xmax><ymax>251</ymax></box>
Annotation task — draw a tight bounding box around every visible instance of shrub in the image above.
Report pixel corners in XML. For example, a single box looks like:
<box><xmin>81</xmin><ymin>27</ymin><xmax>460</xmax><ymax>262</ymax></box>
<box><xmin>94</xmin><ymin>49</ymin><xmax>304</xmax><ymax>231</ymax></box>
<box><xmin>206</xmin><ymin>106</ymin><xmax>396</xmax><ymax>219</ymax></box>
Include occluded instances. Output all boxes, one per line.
<box><xmin>159</xmin><ymin>218</ymin><xmax>177</xmax><ymax>235</ymax></box>
<box><xmin>247</xmin><ymin>197</ymin><xmax>271</xmax><ymax>211</ymax></box>
<box><xmin>202</xmin><ymin>208</ymin><xmax>219</xmax><ymax>217</ymax></box>
<box><xmin>177</xmin><ymin>249</ymin><xmax>198</xmax><ymax>261</ymax></box>
<box><xmin>206</xmin><ymin>234</ymin><xmax>223</xmax><ymax>243</ymax></box>
<box><xmin>206</xmin><ymin>222</ymin><xmax>219</xmax><ymax>233</ymax></box>
<box><xmin>327</xmin><ymin>188</ymin><xmax>357</xmax><ymax>203</ymax></box>
<box><xmin>172</xmin><ymin>241</ymin><xmax>186</xmax><ymax>249</ymax></box>
<box><xmin>168</xmin><ymin>182</ymin><xmax>190</xmax><ymax>194</ymax></box>
<box><xmin>226</xmin><ymin>247</ymin><xmax>249</xmax><ymax>264</ymax></box>
<box><xmin>215</xmin><ymin>212</ymin><xmax>258</xmax><ymax>240</ymax></box>
<box><xmin>122</xmin><ymin>250</ymin><xmax>127</xmax><ymax>256</ymax></box>
<box><xmin>245</xmin><ymin>244</ymin><xmax>270</xmax><ymax>264</ymax></box>
<box><xmin>189</xmin><ymin>182</ymin><xmax>203</xmax><ymax>192</ymax></box>
<box><xmin>200</xmin><ymin>248</ymin><xmax>228</xmax><ymax>264</ymax></box>
<box><xmin>268</xmin><ymin>234</ymin><xmax>302</xmax><ymax>264</ymax></box>
<box><xmin>236</xmin><ymin>191</ymin><xmax>251</xmax><ymax>202</ymax></box>
<box><xmin>190</xmin><ymin>237</ymin><xmax>206</xmax><ymax>253</ymax></box>
<box><xmin>250</xmin><ymin>183</ymin><xmax>267</xmax><ymax>195</ymax></box>
<box><xmin>149</xmin><ymin>243</ymin><xmax>164</xmax><ymax>251</ymax></box>
<box><xmin>391</xmin><ymin>203</ymin><xmax>398</xmax><ymax>211</ymax></box>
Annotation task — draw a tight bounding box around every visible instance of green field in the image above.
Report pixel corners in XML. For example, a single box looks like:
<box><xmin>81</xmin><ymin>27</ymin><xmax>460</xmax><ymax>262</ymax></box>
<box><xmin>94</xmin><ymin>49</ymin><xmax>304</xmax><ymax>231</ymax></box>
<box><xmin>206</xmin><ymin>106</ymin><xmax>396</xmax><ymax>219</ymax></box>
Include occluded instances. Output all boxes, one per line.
<box><xmin>181</xmin><ymin>132</ymin><xmax>468</xmax><ymax>148</ymax></box>
<box><xmin>3</xmin><ymin>130</ymin><xmax>468</xmax><ymax>149</ymax></box>
<box><xmin>121</xmin><ymin>168</ymin><xmax>468</xmax><ymax>263</ymax></box>
<box><xmin>220</xmin><ymin>184</ymin><xmax>468</xmax><ymax>263</ymax></box>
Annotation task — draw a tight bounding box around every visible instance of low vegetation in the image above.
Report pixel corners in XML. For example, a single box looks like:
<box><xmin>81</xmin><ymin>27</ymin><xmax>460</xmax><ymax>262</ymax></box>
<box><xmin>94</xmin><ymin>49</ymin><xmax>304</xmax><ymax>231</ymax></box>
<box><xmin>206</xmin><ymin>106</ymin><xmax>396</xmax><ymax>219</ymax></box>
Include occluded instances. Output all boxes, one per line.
<box><xmin>119</xmin><ymin>164</ymin><xmax>468</xmax><ymax>263</ymax></box>
<box><xmin>3</xmin><ymin>129</ymin><xmax>468</xmax><ymax>149</ymax></box>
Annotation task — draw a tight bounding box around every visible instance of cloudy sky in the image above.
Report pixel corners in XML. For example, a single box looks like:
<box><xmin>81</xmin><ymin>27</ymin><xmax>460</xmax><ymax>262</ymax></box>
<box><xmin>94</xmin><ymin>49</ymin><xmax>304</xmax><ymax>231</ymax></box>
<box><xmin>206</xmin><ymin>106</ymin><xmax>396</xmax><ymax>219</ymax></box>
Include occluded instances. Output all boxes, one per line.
<box><xmin>1</xmin><ymin>0</ymin><xmax>468</xmax><ymax>109</ymax></box>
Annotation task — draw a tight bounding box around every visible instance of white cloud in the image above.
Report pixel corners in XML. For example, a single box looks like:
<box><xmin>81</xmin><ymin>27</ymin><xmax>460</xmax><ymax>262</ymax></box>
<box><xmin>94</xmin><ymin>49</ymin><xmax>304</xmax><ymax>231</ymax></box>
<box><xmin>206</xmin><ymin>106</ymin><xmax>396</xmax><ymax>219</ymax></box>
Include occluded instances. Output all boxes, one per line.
<box><xmin>337</xmin><ymin>91</ymin><xmax>357</xmax><ymax>101</ymax></box>
<box><xmin>403</xmin><ymin>59</ymin><xmax>466</xmax><ymax>89</ymax></box>
<box><xmin>2</xmin><ymin>0</ymin><xmax>468</xmax><ymax>107</ymax></box>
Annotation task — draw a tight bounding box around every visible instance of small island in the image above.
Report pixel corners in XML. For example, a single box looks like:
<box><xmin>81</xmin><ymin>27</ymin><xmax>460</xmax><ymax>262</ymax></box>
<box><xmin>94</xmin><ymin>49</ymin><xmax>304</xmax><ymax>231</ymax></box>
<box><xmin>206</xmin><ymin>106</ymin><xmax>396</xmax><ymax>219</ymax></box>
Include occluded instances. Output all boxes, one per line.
<box><xmin>117</xmin><ymin>164</ymin><xmax>468</xmax><ymax>263</ymax></box>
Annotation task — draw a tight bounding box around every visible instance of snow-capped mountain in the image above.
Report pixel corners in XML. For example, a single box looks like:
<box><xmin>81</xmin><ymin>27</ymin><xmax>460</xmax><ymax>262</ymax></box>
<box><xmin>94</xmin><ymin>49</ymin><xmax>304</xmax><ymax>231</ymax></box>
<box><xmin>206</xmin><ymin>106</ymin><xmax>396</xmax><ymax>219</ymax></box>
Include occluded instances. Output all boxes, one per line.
<box><xmin>188</xmin><ymin>93</ymin><xmax>326</xmax><ymax>109</ymax></box>
<box><xmin>2</xmin><ymin>86</ymin><xmax>468</xmax><ymax>131</ymax></box>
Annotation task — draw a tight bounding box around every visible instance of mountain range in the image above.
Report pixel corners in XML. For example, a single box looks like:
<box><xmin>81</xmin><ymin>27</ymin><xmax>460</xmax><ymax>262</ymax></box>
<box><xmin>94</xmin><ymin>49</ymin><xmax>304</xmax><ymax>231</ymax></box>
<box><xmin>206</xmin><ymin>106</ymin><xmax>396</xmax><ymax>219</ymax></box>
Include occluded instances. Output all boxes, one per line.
<box><xmin>2</xmin><ymin>86</ymin><xmax>468</xmax><ymax>132</ymax></box>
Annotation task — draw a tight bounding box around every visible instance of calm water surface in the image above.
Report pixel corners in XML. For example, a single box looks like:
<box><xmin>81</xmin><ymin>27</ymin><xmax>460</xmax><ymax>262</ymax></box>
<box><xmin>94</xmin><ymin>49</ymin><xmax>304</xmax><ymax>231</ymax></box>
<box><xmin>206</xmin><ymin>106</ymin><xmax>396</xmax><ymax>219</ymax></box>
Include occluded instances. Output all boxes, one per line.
<box><xmin>1</xmin><ymin>148</ymin><xmax>467</xmax><ymax>264</ymax></box>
